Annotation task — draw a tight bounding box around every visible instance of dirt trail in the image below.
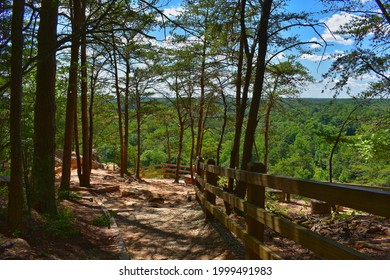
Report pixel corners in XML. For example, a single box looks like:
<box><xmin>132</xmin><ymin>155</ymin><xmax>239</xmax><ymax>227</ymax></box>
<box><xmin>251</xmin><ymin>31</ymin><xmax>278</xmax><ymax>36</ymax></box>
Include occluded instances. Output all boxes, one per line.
<box><xmin>62</xmin><ymin>169</ymin><xmax>389</xmax><ymax>260</ymax></box>
<box><xmin>86</xmin><ymin>171</ymin><xmax>244</xmax><ymax>260</ymax></box>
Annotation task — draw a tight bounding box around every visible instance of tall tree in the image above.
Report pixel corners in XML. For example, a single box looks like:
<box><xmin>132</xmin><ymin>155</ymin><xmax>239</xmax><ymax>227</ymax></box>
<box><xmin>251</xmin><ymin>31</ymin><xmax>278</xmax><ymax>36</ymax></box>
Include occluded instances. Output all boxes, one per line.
<box><xmin>60</xmin><ymin>0</ymin><xmax>82</xmax><ymax>194</ymax></box>
<box><xmin>227</xmin><ymin>0</ymin><xmax>256</xmax><ymax>209</ymax></box>
<box><xmin>110</xmin><ymin>30</ymin><xmax>127</xmax><ymax>177</ymax></box>
<box><xmin>235</xmin><ymin>0</ymin><xmax>273</xmax><ymax>198</ymax></box>
<box><xmin>31</xmin><ymin>0</ymin><xmax>58</xmax><ymax>215</ymax></box>
<box><xmin>8</xmin><ymin>0</ymin><xmax>25</xmax><ymax>232</ymax></box>
<box><xmin>131</xmin><ymin>66</ymin><xmax>156</xmax><ymax>179</ymax></box>
<box><xmin>79</xmin><ymin>0</ymin><xmax>91</xmax><ymax>187</ymax></box>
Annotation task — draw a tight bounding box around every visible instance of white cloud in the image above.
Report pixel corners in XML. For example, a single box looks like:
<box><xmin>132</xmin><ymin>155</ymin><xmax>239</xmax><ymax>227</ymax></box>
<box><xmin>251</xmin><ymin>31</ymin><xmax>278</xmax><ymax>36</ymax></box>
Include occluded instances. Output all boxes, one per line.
<box><xmin>300</xmin><ymin>49</ymin><xmax>346</xmax><ymax>62</ymax></box>
<box><xmin>163</xmin><ymin>6</ymin><xmax>184</xmax><ymax>18</ymax></box>
<box><xmin>160</xmin><ymin>35</ymin><xmax>203</xmax><ymax>50</ymax></box>
<box><xmin>309</xmin><ymin>37</ymin><xmax>322</xmax><ymax>49</ymax></box>
<box><xmin>156</xmin><ymin>6</ymin><xmax>184</xmax><ymax>22</ymax></box>
<box><xmin>321</xmin><ymin>12</ymin><xmax>356</xmax><ymax>45</ymax></box>
<box><xmin>300</xmin><ymin>53</ymin><xmax>332</xmax><ymax>62</ymax></box>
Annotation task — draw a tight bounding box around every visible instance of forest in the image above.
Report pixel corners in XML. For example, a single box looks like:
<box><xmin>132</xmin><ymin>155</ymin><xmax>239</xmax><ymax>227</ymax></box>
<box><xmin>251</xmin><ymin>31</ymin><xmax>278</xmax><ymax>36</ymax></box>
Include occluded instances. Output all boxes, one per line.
<box><xmin>0</xmin><ymin>0</ymin><xmax>389</xmax><ymax>251</ymax></box>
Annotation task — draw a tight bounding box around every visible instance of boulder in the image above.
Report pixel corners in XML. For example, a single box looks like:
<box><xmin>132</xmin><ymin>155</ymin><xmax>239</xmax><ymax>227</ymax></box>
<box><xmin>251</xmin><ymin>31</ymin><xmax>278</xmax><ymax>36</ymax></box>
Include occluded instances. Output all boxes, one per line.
<box><xmin>0</xmin><ymin>237</ymin><xmax>33</xmax><ymax>260</ymax></box>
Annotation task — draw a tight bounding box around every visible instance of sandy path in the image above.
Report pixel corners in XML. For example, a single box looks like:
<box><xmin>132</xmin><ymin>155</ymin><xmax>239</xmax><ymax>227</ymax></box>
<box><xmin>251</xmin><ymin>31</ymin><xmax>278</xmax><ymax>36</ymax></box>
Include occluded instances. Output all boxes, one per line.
<box><xmin>88</xmin><ymin>173</ymin><xmax>244</xmax><ymax>260</ymax></box>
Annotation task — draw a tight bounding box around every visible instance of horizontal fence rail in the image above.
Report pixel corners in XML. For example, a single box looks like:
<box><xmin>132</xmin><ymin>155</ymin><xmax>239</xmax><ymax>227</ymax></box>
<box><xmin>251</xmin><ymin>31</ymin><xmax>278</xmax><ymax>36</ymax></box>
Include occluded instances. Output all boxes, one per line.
<box><xmin>135</xmin><ymin>163</ymin><xmax>192</xmax><ymax>179</ymax></box>
<box><xmin>194</xmin><ymin>158</ymin><xmax>390</xmax><ymax>260</ymax></box>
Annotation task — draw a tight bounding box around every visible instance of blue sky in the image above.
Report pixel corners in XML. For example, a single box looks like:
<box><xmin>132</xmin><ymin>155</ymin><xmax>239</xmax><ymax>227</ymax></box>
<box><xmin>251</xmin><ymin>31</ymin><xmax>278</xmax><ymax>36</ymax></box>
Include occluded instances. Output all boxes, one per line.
<box><xmin>152</xmin><ymin>0</ymin><xmax>378</xmax><ymax>98</ymax></box>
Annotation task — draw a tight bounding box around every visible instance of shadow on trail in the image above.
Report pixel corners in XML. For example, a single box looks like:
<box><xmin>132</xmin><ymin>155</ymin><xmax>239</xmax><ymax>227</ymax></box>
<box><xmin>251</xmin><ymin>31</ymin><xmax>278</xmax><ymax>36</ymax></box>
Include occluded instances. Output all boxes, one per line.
<box><xmin>113</xmin><ymin>201</ymin><xmax>244</xmax><ymax>260</ymax></box>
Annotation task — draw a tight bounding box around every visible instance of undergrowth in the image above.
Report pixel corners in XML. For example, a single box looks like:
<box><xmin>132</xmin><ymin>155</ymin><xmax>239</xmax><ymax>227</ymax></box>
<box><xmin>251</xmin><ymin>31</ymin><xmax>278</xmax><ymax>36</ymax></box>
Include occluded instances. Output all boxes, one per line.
<box><xmin>44</xmin><ymin>207</ymin><xmax>79</xmax><ymax>238</ymax></box>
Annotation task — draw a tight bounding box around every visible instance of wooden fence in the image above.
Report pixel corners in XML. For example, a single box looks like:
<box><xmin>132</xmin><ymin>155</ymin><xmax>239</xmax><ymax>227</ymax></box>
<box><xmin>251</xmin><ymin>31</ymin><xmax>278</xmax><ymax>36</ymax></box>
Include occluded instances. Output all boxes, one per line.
<box><xmin>194</xmin><ymin>158</ymin><xmax>390</xmax><ymax>260</ymax></box>
<box><xmin>135</xmin><ymin>163</ymin><xmax>192</xmax><ymax>179</ymax></box>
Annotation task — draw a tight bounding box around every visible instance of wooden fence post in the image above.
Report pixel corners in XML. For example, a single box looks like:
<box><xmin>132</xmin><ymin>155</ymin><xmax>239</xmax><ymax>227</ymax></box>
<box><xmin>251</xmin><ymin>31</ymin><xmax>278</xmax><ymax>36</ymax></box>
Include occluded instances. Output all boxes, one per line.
<box><xmin>246</xmin><ymin>161</ymin><xmax>266</xmax><ymax>260</ymax></box>
<box><xmin>205</xmin><ymin>158</ymin><xmax>217</xmax><ymax>219</ymax></box>
<box><xmin>196</xmin><ymin>157</ymin><xmax>204</xmax><ymax>192</ymax></box>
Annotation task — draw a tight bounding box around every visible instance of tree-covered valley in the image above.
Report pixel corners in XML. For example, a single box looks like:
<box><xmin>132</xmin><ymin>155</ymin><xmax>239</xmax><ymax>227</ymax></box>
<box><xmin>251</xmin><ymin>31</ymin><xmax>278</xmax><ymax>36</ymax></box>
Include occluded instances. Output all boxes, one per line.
<box><xmin>77</xmin><ymin>97</ymin><xmax>390</xmax><ymax>187</ymax></box>
<box><xmin>0</xmin><ymin>0</ymin><xmax>389</xmax><ymax>239</ymax></box>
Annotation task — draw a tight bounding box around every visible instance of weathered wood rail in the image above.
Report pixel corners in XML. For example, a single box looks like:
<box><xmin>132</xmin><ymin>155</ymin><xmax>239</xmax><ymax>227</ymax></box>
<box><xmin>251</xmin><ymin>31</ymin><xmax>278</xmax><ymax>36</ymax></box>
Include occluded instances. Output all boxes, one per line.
<box><xmin>194</xmin><ymin>158</ymin><xmax>390</xmax><ymax>260</ymax></box>
<box><xmin>136</xmin><ymin>163</ymin><xmax>192</xmax><ymax>179</ymax></box>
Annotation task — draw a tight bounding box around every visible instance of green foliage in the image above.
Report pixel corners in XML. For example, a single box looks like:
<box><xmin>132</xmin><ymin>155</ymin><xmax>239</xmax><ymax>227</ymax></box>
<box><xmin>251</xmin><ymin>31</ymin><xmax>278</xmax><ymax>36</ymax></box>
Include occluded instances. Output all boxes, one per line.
<box><xmin>140</xmin><ymin>150</ymin><xmax>167</xmax><ymax>166</ymax></box>
<box><xmin>92</xmin><ymin>210</ymin><xmax>116</xmax><ymax>228</ymax></box>
<box><xmin>321</xmin><ymin>1</ymin><xmax>390</xmax><ymax>99</ymax></box>
<box><xmin>44</xmin><ymin>208</ymin><xmax>79</xmax><ymax>238</ymax></box>
<box><xmin>265</xmin><ymin>192</ymin><xmax>289</xmax><ymax>217</ymax></box>
<box><xmin>0</xmin><ymin>186</ymin><xmax>8</xmax><ymax>197</ymax></box>
<box><xmin>59</xmin><ymin>191</ymin><xmax>81</xmax><ymax>201</ymax></box>
<box><xmin>91</xmin><ymin>213</ymin><xmax>112</xmax><ymax>228</ymax></box>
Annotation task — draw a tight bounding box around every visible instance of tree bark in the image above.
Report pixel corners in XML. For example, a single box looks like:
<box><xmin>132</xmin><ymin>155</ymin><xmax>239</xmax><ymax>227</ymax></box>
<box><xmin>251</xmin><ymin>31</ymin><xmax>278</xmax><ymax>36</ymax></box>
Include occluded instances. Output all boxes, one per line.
<box><xmin>79</xmin><ymin>0</ymin><xmax>91</xmax><ymax>187</ymax></box>
<box><xmin>111</xmin><ymin>32</ymin><xmax>125</xmax><ymax>177</ymax></box>
<box><xmin>136</xmin><ymin>86</ymin><xmax>142</xmax><ymax>179</ymax></box>
<box><xmin>31</xmin><ymin>0</ymin><xmax>58</xmax><ymax>215</ymax></box>
<box><xmin>74</xmin><ymin>107</ymin><xmax>82</xmax><ymax>179</ymax></box>
<box><xmin>124</xmin><ymin>61</ymin><xmax>130</xmax><ymax>176</ymax></box>
<box><xmin>175</xmin><ymin>119</ymin><xmax>185</xmax><ymax>183</ymax></box>
<box><xmin>60</xmin><ymin>0</ymin><xmax>81</xmax><ymax>194</ymax></box>
<box><xmin>263</xmin><ymin>103</ymin><xmax>271</xmax><ymax>172</ymax></box>
<box><xmin>165</xmin><ymin>124</ymin><xmax>171</xmax><ymax>164</ymax></box>
<box><xmin>228</xmin><ymin>0</ymin><xmax>254</xmax><ymax>207</ymax></box>
<box><xmin>236</xmin><ymin>0</ymin><xmax>273</xmax><ymax>199</ymax></box>
<box><xmin>217</xmin><ymin>89</ymin><xmax>227</xmax><ymax>166</ymax></box>
<box><xmin>8</xmin><ymin>0</ymin><xmax>25</xmax><ymax>232</ymax></box>
<box><xmin>375</xmin><ymin>0</ymin><xmax>390</xmax><ymax>25</ymax></box>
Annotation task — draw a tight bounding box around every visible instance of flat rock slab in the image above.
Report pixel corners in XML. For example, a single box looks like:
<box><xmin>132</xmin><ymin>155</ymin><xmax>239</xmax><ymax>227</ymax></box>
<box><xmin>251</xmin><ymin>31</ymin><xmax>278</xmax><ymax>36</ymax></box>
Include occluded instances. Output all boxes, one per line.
<box><xmin>70</xmin><ymin>185</ymin><xmax>120</xmax><ymax>194</ymax></box>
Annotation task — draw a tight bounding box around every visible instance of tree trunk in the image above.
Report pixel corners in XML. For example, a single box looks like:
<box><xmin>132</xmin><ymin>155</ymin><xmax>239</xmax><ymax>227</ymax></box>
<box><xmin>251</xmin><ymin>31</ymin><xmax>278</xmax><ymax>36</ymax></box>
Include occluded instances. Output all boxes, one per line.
<box><xmin>136</xmin><ymin>87</ymin><xmax>142</xmax><ymax>179</ymax></box>
<box><xmin>195</xmin><ymin>39</ymin><xmax>208</xmax><ymax>157</ymax></box>
<box><xmin>236</xmin><ymin>0</ymin><xmax>273</xmax><ymax>199</ymax></box>
<box><xmin>60</xmin><ymin>0</ymin><xmax>81</xmax><ymax>194</ymax></box>
<box><xmin>31</xmin><ymin>0</ymin><xmax>58</xmax><ymax>215</ymax></box>
<box><xmin>175</xmin><ymin>119</ymin><xmax>185</xmax><ymax>183</ymax></box>
<box><xmin>165</xmin><ymin>124</ymin><xmax>171</xmax><ymax>164</ymax></box>
<box><xmin>79</xmin><ymin>0</ymin><xmax>91</xmax><ymax>187</ymax></box>
<box><xmin>230</xmin><ymin>0</ymin><xmax>253</xmax><ymax>171</ymax></box>
<box><xmin>217</xmin><ymin>89</ymin><xmax>227</xmax><ymax>166</ymax></box>
<box><xmin>228</xmin><ymin>0</ymin><xmax>253</xmax><ymax>209</ymax></box>
<box><xmin>174</xmin><ymin>76</ymin><xmax>186</xmax><ymax>183</ymax></box>
<box><xmin>263</xmin><ymin>102</ymin><xmax>272</xmax><ymax>172</ymax></box>
<box><xmin>189</xmin><ymin>105</ymin><xmax>195</xmax><ymax>179</ymax></box>
<box><xmin>74</xmin><ymin>107</ymin><xmax>82</xmax><ymax>179</ymax></box>
<box><xmin>8</xmin><ymin>0</ymin><xmax>25</xmax><ymax>232</ymax></box>
<box><xmin>111</xmin><ymin>33</ymin><xmax>125</xmax><ymax>177</ymax></box>
<box><xmin>124</xmin><ymin>61</ymin><xmax>130</xmax><ymax>175</ymax></box>
<box><xmin>88</xmin><ymin>66</ymin><xmax>95</xmax><ymax>170</ymax></box>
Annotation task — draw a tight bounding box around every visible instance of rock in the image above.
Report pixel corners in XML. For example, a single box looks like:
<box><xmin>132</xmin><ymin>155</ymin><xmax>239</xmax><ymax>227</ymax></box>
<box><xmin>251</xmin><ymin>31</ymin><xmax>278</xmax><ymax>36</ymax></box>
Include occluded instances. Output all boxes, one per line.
<box><xmin>104</xmin><ymin>163</ymin><xmax>119</xmax><ymax>171</ymax></box>
<box><xmin>147</xmin><ymin>193</ymin><xmax>164</xmax><ymax>204</ymax></box>
<box><xmin>121</xmin><ymin>190</ymin><xmax>140</xmax><ymax>198</ymax></box>
<box><xmin>185</xmin><ymin>191</ymin><xmax>193</xmax><ymax>202</ymax></box>
<box><xmin>103</xmin><ymin>175</ymin><xmax>115</xmax><ymax>180</ymax></box>
<box><xmin>0</xmin><ymin>237</ymin><xmax>33</xmax><ymax>260</ymax></box>
<box><xmin>70</xmin><ymin>185</ymin><xmax>120</xmax><ymax>194</ymax></box>
<box><xmin>55</xmin><ymin>156</ymin><xmax>62</xmax><ymax>167</ymax></box>
<box><xmin>91</xmin><ymin>160</ymin><xmax>104</xmax><ymax>169</ymax></box>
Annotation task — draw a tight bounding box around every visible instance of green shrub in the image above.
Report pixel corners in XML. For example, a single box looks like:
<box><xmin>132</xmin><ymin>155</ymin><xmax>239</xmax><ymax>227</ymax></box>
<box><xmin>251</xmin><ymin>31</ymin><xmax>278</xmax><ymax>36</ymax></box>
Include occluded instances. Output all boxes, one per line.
<box><xmin>91</xmin><ymin>213</ymin><xmax>112</xmax><ymax>228</ymax></box>
<box><xmin>45</xmin><ymin>208</ymin><xmax>79</xmax><ymax>238</ymax></box>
